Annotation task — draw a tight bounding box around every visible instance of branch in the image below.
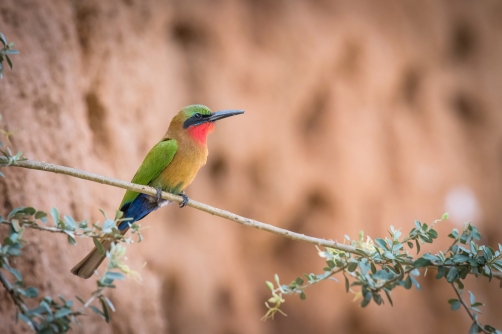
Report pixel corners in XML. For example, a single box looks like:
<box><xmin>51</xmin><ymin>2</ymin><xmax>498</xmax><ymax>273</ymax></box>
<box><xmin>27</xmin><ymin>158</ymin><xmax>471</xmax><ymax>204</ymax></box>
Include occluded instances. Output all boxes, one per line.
<box><xmin>2</xmin><ymin>157</ymin><xmax>502</xmax><ymax>280</ymax></box>
<box><xmin>0</xmin><ymin>271</ymin><xmax>39</xmax><ymax>330</ymax></box>
<box><xmin>451</xmin><ymin>283</ymin><xmax>489</xmax><ymax>334</ymax></box>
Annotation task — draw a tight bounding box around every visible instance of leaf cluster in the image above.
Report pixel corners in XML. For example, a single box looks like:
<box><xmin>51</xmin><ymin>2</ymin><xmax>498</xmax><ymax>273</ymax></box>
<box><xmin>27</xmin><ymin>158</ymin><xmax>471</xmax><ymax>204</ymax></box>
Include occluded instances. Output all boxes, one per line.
<box><xmin>263</xmin><ymin>214</ymin><xmax>502</xmax><ymax>333</ymax></box>
<box><xmin>0</xmin><ymin>32</ymin><xmax>20</xmax><ymax>79</ymax></box>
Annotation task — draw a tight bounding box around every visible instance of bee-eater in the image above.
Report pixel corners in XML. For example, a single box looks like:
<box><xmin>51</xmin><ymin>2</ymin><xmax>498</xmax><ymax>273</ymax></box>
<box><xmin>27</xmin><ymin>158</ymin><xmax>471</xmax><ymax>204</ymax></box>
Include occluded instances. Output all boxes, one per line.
<box><xmin>71</xmin><ymin>105</ymin><xmax>244</xmax><ymax>278</ymax></box>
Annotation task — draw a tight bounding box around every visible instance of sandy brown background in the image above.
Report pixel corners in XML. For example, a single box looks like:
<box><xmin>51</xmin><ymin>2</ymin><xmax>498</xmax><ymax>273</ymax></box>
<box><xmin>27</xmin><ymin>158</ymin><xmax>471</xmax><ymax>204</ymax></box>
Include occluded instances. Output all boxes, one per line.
<box><xmin>1</xmin><ymin>0</ymin><xmax>502</xmax><ymax>333</ymax></box>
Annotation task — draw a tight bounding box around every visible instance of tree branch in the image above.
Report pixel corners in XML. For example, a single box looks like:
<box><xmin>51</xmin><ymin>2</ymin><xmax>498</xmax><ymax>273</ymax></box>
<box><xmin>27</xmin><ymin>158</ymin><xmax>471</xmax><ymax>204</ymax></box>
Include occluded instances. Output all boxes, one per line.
<box><xmin>451</xmin><ymin>283</ymin><xmax>489</xmax><ymax>334</ymax></box>
<box><xmin>1</xmin><ymin>157</ymin><xmax>502</xmax><ymax>280</ymax></box>
<box><xmin>0</xmin><ymin>271</ymin><xmax>39</xmax><ymax>330</ymax></box>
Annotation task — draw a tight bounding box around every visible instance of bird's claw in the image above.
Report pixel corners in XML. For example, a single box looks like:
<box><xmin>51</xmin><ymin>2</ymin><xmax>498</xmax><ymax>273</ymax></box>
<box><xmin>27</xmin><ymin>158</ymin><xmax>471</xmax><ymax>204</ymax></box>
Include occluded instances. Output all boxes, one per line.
<box><xmin>179</xmin><ymin>192</ymin><xmax>189</xmax><ymax>208</ymax></box>
<box><xmin>155</xmin><ymin>187</ymin><xmax>163</xmax><ymax>203</ymax></box>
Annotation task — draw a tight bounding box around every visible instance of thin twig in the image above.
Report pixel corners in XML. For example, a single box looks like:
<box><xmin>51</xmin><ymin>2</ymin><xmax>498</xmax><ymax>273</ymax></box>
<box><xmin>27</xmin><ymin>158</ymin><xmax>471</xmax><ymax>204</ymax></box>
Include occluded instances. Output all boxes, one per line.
<box><xmin>451</xmin><ymin>283</ymin><xmax>489</xmax><ymax>334</ymax></box>
<box><xmin>0</xmin><ymin>270</ymin><xmax>39</xmax><ymax>330</ymax></box>
<box><xmin>0</xmin><ymin>220</ymin><xmax>99</xmax><ymax>236</ymax></box>
<box><xmin>1</xmin><ymin>157</ymin><xmax>502</xmax><ymax>280</ymax></box>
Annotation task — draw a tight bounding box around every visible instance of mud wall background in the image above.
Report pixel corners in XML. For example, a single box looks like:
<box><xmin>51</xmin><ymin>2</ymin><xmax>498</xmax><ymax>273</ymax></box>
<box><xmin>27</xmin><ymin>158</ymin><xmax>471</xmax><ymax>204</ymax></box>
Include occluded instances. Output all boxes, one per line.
<box><xmin>1</xmin><ymin>0</ymin><xmax>502</xmax><ymax>333</ymax></box>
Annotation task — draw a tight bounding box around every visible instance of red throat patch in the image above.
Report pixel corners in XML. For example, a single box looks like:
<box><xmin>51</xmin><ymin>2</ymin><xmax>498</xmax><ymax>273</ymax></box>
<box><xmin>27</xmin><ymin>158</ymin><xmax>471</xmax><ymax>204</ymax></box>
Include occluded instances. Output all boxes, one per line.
<box><xmin>187</xmin><ymin>122</ymin><xmax>215</xmax><ymax>144</ymax></box>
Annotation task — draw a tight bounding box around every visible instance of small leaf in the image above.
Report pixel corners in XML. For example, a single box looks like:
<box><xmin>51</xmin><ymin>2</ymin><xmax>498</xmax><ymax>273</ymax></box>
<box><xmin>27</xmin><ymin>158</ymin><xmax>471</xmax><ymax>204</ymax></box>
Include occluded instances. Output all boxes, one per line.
<box><xmin>93</xmin><ymin>238</ymin><xmax>106</xmax><ymax>255</ymax></box>
<box><xmin>347</xmin><ymin>262</ymin><xmax>358</xmax><ymax>272</ymax></box>
<box><xmin>55</xmin><ymin>308</ymin><xmax>72</xmax><ymax>318</ymax></box>
<box><xmin>105</xmin><ymin>271</ymin><xmax>125</xmax><ymax>281</ymax></box>
<box><xmin>442</xmin><ymin>212</ymin><xmax>449</xmax><ymax>220</ymax></box>
<box><xmin>469</xmin><ymin>322</ymin><xmax>478</xmax><ymax>334</ymax></box>
<box><xmin>299</xmin><ymin>292</ymin><xmax>306</xmax><ymax>300</ymax></box>
<box><xmin>266</xmin><ymin>281</ymin><xmax>274</xmax><ymax>291</ymax></box>
<box><xmin>35</xmin><ymin>211</ymin><xmax>47</xmax><ymax>220</ymax></box>
<box><xmin>451</xmin><ymin>300</ymin><xmax>461</xmax><ymax>311</ymax></box>
<box><xmin>24</xmin><ymin>287</ymin><xmax>38</xmax><ymax>298</ymax></box>
<box><xmin>295</xmin><ymin>277</ymin><xmax>304</xmax><ymax>285</ymax></box>
<box><xmin>100</xmin><ymin>298</ymin><xmax>110</xmax><ymax>323</ymax></box>
<box><xmin>6</xmin><ymin>55</ymin><xmax>12</xmax><ymax>70</ymax></box>
<box><xmin>409</xmin><ymin>276</ymin><xmax>421</xmax><ymax>290</ymax></box>
<box><xmin>0</xmin><ymin>33</ymin><xmax>6</xmax><ymax>46</ymax></box>
<box><xmin>344</xmin><ymin>275</ymin><xmax>349</xmax><ymax>292</ymax></box>
<box><xmin>413</xmin><ymin>258</ymin><xmax>431</xmax><ymax>268</ymax></box>
<box><xmin>469</xmin><ymin>291</ymin><xmax>475</xmax><ymax>305</ymax></box>
<box><xmin>436</xmin><ymin>266</ymin><xmax>445</xmax><ymax>279</ymax></box>
<box><xmin>446</xmin><ymin>267</ymin><xmax>459</xmax><ymax>283</ymax></box>
<box><xmin>407</xmin><ymin>241</ymin><xmax>413</xmax><ymax>249</ymax></box>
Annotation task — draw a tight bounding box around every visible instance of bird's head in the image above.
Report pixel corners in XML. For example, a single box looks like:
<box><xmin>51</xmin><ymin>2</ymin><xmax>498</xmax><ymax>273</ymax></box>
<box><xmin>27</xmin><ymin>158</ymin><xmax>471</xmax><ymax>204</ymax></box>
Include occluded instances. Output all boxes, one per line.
<box><xmin>171</xmin><ymin>104</ymin><xmax>244</xmax><ymax>144</ymax></box>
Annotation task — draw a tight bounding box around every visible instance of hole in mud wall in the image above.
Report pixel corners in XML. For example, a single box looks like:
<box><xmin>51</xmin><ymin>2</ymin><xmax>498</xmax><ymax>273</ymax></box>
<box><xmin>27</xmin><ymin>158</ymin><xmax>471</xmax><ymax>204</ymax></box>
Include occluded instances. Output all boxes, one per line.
<box><xmin>401</xmin><ymin>67</ymin><xmax>421</xmax><ymax>106</ymax></box>
<box><xmin>214</xmin><ymin>286</ymin><xmax>234</xmax><ymax>316</ymax></box>
<box><xmin>162</xmin><ymin>275</ymin><xmax>182</xmax><ymax>334</ymax></box>
<box><xmin>74</xmin><ymin>4</ymin><xmax>99</xmax><ymax>54</ymax></box>
<box><xmin>208</xmin><ymin>154</ymin><xmax>229</xmax><ymax>189</ymax></box>
<box><xmin>451</xmin><ymin>20</ymin><xmax>476</xmax><ymax>61</ymax></box>
<box><xmin>171</xmin><ymin>21</ymin><xmax>207</xmax><ymax>50</ymax></box>
<box><xmin>451</xmin><ymin>92</ymin><xmax>483</xmax><ymax>126</ymax></box>
<box><xmin>300</xmin><ymin>88</ymin><xmax>330</xmax><ymax>144</ymax></box>
<box><xmin>85</xmin><ymin>92</ymin><xmax>111</xmax><ymax>157</ymax></box>
<box><xmin>274</xmin><ymin>191</ymin><xmax>331</xmax><ymax>257</ymax></box>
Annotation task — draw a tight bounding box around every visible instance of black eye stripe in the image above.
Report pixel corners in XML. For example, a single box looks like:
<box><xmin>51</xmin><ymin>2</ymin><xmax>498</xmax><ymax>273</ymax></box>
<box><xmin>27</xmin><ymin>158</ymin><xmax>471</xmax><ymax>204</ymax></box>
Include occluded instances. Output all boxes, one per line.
<box><xmin>183</xmin><ymin>113</ymin><xmax>211</xmax><ymax>129</ymax></box>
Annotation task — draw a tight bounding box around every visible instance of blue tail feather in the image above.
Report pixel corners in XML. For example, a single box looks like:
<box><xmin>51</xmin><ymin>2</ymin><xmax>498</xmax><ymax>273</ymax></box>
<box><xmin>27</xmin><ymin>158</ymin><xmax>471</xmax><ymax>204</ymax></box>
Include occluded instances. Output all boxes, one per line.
<box><xmin>118</xmin><ymin>193</ymin><xmax>161</xmax><ymax>230</ymax></box>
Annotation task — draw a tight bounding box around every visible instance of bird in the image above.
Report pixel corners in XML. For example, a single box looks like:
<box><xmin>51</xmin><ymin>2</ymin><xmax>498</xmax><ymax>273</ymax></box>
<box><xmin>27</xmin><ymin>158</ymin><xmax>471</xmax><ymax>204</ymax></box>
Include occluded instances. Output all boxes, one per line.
<box><xmin>71</xmin><ymin>104</ymin><xmax>244</xmax><ymax>278</ymax></box>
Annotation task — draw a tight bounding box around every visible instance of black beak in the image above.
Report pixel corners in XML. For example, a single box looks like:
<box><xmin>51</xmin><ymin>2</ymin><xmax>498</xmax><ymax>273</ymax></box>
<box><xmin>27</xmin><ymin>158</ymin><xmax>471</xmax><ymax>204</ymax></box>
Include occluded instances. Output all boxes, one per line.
<box><xmin>208</xmin><ymin>110</ymin><xmax>245</xmax><ymax>122</ymax></box>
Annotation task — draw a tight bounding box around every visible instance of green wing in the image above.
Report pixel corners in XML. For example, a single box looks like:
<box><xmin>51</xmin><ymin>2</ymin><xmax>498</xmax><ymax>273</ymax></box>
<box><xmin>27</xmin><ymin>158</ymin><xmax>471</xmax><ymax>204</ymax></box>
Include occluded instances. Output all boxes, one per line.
<box><xmin>120</xmin><ymin>139</ymin><xmax>178</xmax><ymax>208</ymax></box>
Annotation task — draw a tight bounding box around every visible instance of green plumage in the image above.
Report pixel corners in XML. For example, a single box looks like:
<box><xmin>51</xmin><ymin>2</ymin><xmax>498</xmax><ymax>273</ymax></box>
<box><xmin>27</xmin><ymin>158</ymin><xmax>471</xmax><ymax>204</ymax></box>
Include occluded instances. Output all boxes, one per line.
<box><xmin>120</xmin><ymin>139</ymin><xmax>178</xmax><ymax>208</ymax></box>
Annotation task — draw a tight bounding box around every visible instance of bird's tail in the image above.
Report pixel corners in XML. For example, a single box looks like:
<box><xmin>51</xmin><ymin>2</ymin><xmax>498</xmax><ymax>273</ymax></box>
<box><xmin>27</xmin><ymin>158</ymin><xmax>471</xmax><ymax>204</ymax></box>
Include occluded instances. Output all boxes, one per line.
<box><xmin>70</xmin><ymin>228</ymin><xmax>129</xmax><ymax>279</ymax></box>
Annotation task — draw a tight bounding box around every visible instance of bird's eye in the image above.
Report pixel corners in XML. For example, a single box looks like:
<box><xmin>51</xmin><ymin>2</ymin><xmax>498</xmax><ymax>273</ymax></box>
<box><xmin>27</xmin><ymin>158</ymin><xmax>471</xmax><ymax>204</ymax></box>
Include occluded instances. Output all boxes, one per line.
<box><xmin>194</xmin><ymin>113</ymin><xmax>202</xmax><ymax>119</ymax></box>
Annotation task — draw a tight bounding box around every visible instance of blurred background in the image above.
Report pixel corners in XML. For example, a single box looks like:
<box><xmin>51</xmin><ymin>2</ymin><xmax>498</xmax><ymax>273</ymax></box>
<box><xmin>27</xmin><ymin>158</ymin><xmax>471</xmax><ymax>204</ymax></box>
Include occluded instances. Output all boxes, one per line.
<box><xmin>1</xmin><ymin>0</ymin><xmax>502</xmax><ymax>333</ymax></box>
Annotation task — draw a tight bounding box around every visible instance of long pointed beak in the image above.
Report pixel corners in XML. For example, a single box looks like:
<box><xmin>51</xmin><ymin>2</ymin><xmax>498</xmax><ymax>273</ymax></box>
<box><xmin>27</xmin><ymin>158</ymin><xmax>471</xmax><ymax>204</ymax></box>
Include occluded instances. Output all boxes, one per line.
<box><xmin>208</xmin><ymin>110</ymin><xmax>245</xmax><ymax>122</ymax></box>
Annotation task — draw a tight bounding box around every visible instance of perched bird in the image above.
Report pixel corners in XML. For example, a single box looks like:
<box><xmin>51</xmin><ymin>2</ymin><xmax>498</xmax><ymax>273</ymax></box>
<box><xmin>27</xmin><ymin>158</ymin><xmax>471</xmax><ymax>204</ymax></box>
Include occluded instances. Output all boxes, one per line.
<box><xmin>71</xmin><ymin>104</ymin><xmax>244</xmax><ymax>278</ymax></box>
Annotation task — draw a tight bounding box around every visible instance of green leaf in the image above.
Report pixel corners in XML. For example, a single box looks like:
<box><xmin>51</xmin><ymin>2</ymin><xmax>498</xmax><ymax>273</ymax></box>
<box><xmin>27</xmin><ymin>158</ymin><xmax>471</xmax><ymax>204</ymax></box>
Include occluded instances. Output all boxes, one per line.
<box><xmin>407</xmin><ymin>241</ymin><xmax>413</xmax><ymax>249</ymax></box>
<box><xmin>451</xmin><ymin>300</ymin><xmax>461</xmax><ymax>311</ymax></box>
<box><xmin>384</xmin><ymin>289</ymin><xmax>393</xmax><ymax>306</ymax></box>
<box><xmin>409</xmin><ymin>276</ymin><xmax>421</xmax><ymax>290</ymax></box>
<box><xmin>446</xmin><ymin>267</ymin><xmax>459</xmax><ymax>283</ymax></box>
<box><xmin>35</xmin><ymin>211</ymin><xmax>47</xmax><ymax>220</ymax></box>
<box><xmin>404</xmin><ymin>276</ymin><xmax>412</xmax><ymax>289</ymax></box>
<box><xmin>453</xmin><ymin>254</ymin><xmax>471</xmax><ymax>263</ymax></box>
<box><xmin>347</xmin><ymin>262</ymin><xmax>358</xmax><ymax>272</ymax></box>
<box><xmin>67</xmin><ymin>234</ymin><xmax>76</xmax><ymax>245</ymax></box>
<box><xmin>24</xmin><ymin>287</ymin><xmax>38</xmax><ymax>298</ymax></box>
<box><xmin>327</xmin><ymin>260</ymin><xmax>335</xmax><ymax>268</ymax></box>
<box><xmin>0</xmin><ymin>33</ymin><xmax>6</xmax><ymax>46</ymax></box>
<box><xmin>4</xmin><ymin>263</ymin><xmax>22</xmax><ymax>281</ymax></box>
<box><xmin>93</xmin><ymin>238</ymin><xmax>106</xmax><ymax>256</ymax></box>
<box><xmin>413</xmin><ymin>258</ymin><xmax>430</xmax><ymax>268</ymax></box>
<box><xmin>295</xmin><ymin>277</ymin><xmax>304</xmax><ymax>285</ymax></box>
<box><xmin>436</xmin><ymin>266</ymin><xmax>445</xmax><ymax>279</ymax></box>
<box><xmin>375</xmin><ymin>238</ymin><xmax>388</xmax><ymax>250</ymax></box>
<box><xmin>6</xmin><ymin>55</ymin><xmax>12</xmax><ymax>70</ymax></box>
<box><xmin>55</xmin><ymin>308</ymin><xmax>72</xmax><ymax>318</ymax></box>
<box><xmin>266</xmin><ymin>281</ymin><xmax>274</xmax><ymax>291</ymax></box>
<box><xmin>469</xmin><ymin>291</ymin><xmax>475</xmax><ymax>305</ymax></box>
<box><xmin>105</xmin><ymin>271</ymin><xmax>125</xmax><ymax>281</ymax></box>
<box><xmin>415</xmin><ymin>240</ymin><xmax>421</xmax><ymax>254</ymax></box>
<box><xmin>100</xmin><ymin>298</ymin><xmax>110</xmax><ymax>323</ymax></box>
<box><xmin>50</xmin><ymin>208</ymin><xmax>60</xmax><ymax>226</ymax></box>
<box><xmin>442</xmin><ymin>212</ymin><xmax>449</xmax><ymax>220</ymax></box>
<box><xmin>17</xmin><ymin>313</ymin><xmax>34</xmax><ymax>329</ymax></box>
<box><xmin>469</xmin><ymin>322</ymin><xmax>478</xmax><ymax>334</ymax></box>
<box><xmin>428</xmin><ymin>229</ymin><xmax>438</xmax><ymax>239</ymax></box>
<box><xmin>344</xmin><ymin>275</ymin><xmax>349</xmax><ymax>292</ymax></box>
<box><xmin>299</xmin><ymin>291</ymin><xmax>306</xmax><ymax>300</ymax></box>
<box><xmin>90</xmin><ymin>305</ymin><xmax>105</xmax><ymax>319</ymax></box>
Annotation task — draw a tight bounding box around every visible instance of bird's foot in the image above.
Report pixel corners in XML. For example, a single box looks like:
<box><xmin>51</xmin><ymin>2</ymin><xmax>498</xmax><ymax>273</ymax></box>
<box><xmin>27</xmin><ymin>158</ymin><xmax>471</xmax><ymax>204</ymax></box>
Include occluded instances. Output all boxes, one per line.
<box><xmin>155</xmin><ymin>187</ymin><xmax>163</xmax><ymax>203</ymax></box>
<box><xmin>179</xmin><ymin>191</ymin><xmax>189</xmax><ymax>208</ymax></box>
